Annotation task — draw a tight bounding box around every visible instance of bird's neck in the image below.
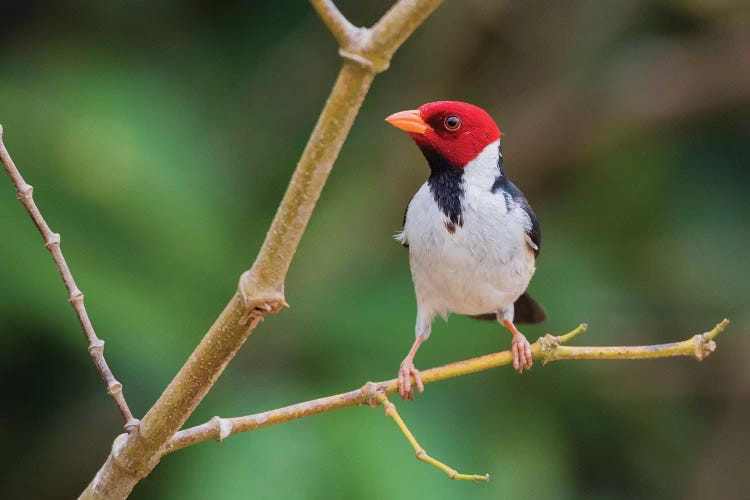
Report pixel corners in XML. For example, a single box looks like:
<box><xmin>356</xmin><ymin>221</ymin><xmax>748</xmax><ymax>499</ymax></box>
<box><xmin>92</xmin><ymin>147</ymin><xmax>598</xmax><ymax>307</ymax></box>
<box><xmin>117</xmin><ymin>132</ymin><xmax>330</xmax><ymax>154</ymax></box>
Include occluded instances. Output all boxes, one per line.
<box><xmin>425</xmin><ymin>140</ymin><xmax>502</xmax><ymax>226</ymax></box>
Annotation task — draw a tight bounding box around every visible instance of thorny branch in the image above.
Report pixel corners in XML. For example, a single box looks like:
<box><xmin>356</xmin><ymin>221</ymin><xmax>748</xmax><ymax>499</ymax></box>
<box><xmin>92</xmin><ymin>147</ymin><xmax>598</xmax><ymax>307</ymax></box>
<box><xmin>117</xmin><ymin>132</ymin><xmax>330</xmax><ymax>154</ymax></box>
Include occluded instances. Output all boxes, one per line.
<box><xmin>0</xmin><ymin>125</ymin><xmax>136</xmax><ymax>429</ymax></box>
<box><xmin>164</xmin><ymin>320</ymin><xmax>729</xmax><ymax>475</ymax></box>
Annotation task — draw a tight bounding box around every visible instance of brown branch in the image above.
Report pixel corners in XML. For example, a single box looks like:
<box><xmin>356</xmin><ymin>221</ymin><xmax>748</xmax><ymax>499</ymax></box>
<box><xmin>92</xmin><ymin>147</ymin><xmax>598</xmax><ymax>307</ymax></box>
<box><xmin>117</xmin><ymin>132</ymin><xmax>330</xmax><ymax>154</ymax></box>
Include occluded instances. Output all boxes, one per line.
<box><xmin>368</xmin><ymin>0</ymin><xmax>445</xmax><ymax>63</ymax></box>
<box><xmin>0</xmin><ymin>125</ymin><xmax>136</xmax><ymax>429</ymax></box>
<box><xmin>310</xmin><ymin>0</ymin><xmax>358</xmax><ymax>48</ymax></box>
<box><xmin>80</xmin><ymin>1</ymin><xmax>443</xmax><ymax>498</ymax></box>
<box><xmin>164</xmin><ymin>320</ymin><xmax>729</xmax><ymax>457</ymax></box>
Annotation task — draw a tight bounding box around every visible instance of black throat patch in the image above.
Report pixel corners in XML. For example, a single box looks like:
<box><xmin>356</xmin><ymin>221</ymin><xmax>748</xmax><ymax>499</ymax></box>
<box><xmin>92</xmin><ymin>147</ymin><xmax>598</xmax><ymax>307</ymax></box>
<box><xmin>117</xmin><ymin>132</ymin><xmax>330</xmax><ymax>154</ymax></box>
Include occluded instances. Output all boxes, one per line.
<box><xmin>422</xmin><ymin>148</ymin><xmax>465</xmax><ymax>226</ymax></box>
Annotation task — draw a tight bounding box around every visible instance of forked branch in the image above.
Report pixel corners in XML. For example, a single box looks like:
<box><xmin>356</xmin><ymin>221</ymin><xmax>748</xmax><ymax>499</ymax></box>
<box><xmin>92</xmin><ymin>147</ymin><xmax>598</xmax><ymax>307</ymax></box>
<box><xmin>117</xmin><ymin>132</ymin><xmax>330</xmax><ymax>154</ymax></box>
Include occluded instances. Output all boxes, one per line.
<box><xmin>0</xmin><ymin>125</ymin><xmax>136</xmax><ymax>429</ymax></box>
<box><xmin>80</xmin><ymin>1</ymin><xmax>444</xmax><ymax>498</ymax></box>
<box><xmin>165</xmin><ymin>320</ymin><xmax>729</xmax><ymax>464</ymax></box>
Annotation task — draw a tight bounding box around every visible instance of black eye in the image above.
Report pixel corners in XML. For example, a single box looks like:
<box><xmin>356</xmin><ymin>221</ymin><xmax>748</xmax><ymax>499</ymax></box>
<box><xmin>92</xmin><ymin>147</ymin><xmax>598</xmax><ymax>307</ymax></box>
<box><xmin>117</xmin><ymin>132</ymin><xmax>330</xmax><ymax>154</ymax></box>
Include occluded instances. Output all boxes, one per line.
<box><xmin>444</xmin><ymin>115</ymin><xmax>461</xmax><ymax>130</ymax></box>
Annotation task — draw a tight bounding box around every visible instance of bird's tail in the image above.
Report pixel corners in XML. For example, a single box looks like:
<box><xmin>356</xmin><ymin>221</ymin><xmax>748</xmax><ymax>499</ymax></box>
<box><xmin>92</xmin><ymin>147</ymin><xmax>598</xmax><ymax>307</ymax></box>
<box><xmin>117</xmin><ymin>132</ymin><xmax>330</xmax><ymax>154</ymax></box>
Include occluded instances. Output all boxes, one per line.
<box><xmin>512</xmin><ymin>291</ymin><xmax>546</xmax><ymax>324</ymax></box>
<box><xmin>469</xmin><ymin>291</ymin><xmax>546</xmax><ymax>324</ymax></box>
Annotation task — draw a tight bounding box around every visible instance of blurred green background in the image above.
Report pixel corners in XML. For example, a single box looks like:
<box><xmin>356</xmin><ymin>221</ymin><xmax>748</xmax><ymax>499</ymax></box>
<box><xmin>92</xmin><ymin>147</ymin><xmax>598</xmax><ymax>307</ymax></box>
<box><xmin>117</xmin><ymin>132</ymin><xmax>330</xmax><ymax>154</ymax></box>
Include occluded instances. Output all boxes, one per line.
<box><xmin>1</xmin><ymin>1</ymin><xmax>748</xmax><ymax>498</ymax></box>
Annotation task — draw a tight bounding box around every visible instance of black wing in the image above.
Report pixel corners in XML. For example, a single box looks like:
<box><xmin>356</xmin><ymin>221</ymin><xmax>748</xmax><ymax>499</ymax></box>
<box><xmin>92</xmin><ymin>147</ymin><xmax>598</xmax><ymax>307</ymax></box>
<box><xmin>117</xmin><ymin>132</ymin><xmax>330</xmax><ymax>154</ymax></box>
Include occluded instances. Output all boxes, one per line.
<box><xmin>491</xmin><ymin>176</ymin><xmax>541</xmax><ymax>256</ymax></box>
<box><xmin>400</xmin><ymin>202</ymin><xmax>409</xmax><ymax>248</ymax></box>
<box><xmin>468</xmin><ymin>174</ymin><xmax>546</xmax><ymax>324</ymax></box>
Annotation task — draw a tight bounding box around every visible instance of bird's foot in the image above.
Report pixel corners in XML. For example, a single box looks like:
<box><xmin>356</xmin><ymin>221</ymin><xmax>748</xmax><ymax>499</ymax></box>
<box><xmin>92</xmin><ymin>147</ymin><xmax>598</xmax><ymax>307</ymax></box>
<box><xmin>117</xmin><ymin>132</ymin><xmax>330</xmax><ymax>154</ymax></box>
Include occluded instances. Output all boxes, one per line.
<box><xmin>511</xmin><ymin>332</ymin><xmax>533</xmax><ymax>373</ymax></box>
<box><xmin>398</xmin><ymin>359</ymin><xmax>424</xmax><ymax>400</ymax></box>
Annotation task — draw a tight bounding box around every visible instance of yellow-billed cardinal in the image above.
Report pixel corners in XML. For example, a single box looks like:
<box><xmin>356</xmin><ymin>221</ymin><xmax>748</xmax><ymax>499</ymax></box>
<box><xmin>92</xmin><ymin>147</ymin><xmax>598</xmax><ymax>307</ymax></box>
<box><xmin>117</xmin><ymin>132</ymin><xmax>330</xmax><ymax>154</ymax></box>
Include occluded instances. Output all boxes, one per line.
<box><xmin>386</xmin><ymin>101</ymin><xmax>546</xmax><ymax>399</ymax></box>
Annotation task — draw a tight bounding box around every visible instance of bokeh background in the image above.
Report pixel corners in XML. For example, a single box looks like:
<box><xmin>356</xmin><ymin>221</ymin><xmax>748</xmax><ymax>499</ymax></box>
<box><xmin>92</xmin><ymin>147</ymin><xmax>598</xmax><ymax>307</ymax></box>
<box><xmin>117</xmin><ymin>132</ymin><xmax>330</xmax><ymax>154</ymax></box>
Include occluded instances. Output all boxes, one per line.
<box><xmin>1</xmin><ymin>1</ymin><xmax>748</xmax><ymax>498</ymax></box>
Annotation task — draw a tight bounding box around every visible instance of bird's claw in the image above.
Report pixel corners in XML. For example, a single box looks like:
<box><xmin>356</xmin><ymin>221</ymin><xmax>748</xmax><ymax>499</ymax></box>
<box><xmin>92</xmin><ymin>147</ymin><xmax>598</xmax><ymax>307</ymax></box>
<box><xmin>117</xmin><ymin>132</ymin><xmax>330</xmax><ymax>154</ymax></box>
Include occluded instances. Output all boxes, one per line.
<box><xmin>398</xmin><ymin>360</ymin><xmax>424</xmax><ymax>400</ymax></box>
<box><xmin>512</xmin><ymin>332</ymin><xmax>533</xmax><ymax>373</ymax></box>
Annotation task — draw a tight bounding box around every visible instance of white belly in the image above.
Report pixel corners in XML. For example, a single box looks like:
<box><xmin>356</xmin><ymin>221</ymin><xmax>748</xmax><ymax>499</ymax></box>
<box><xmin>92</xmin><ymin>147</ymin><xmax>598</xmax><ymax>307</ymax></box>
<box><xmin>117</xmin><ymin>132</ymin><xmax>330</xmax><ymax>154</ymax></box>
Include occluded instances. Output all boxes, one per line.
<box><xmin>404</xmin><ymin>182</ymin><xmax>535</xmax><ymax>319</ymax></box>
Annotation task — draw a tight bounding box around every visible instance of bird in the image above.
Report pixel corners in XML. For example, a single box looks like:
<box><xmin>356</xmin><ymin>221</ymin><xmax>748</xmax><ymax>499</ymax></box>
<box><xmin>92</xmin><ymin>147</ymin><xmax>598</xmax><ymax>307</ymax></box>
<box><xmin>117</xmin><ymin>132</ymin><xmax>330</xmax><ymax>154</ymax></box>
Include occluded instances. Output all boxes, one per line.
<box><xmin>386</xmin><ymin>101</ymin><xmax>546</xmax><ymax>400</ymax></box>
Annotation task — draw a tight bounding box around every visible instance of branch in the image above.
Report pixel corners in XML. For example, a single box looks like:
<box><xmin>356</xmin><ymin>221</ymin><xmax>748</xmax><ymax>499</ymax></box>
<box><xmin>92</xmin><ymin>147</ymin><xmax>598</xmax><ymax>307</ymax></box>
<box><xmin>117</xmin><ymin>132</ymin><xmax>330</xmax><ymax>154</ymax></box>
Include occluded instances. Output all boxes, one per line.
<box><xmin>375</xmin><ymin>392</ymin><xmax>489</xmax><ymax>482</ymax></box>
<box><xmin>81</xmin><ymin>1</ymin><xmax>443</xmax><ymax>497</ymax></box>
<box><xmin>368</xmin><ymin>0</ymin><xmax>445</xmax><ymax>63</ymax></box>
<box><xmin>165</xmin><ymin>320</ymin><xmax>729</xmax><ymax>461</ymax></box>
<box><xmin>0</xmin><ymin>125</ymin><xmax>137</xmax><ymax>429</ymax></box>
<box><xmin>310</xmin><ymin>0</ymin><xmax>358</xmax><ymax>48</ymax></box>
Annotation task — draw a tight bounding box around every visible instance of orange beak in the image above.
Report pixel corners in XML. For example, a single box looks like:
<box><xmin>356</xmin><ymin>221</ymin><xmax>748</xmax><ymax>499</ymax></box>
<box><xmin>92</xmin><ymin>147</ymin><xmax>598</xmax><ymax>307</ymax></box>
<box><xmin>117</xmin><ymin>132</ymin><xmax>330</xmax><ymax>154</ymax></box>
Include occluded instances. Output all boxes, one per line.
<box><xmin>385</xmin><ymin>109</ymin><xmax>432</xmax><ymax>135</ymax></box>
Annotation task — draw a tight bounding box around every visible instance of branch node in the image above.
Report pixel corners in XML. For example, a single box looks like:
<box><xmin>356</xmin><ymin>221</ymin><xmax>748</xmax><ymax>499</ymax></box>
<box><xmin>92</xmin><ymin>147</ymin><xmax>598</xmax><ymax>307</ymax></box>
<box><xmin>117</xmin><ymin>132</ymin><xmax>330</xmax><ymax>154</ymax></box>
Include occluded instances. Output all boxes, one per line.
<box><xmin>111</xmin><ymin>432</ymin><xmax>158</xmax><ymax>479</ymax></box>
<box><xmin>70</xmin><ymin>289</ymin><xmax>84</xmax><ymax>305</ymax></box>
<box><xmin>168</xmin><ymin>322</ymin><xmax>731</xmax><ymax>464</ymax></box>
<box><xmin>689</xmin><ymin>320</ymin><xmax>729</xmax><ymax>360</ymax></box>
<box><xmin>692</xmin><ymin>334</ymin><xmax>716</xmax><ymax>361</ymax></box>
<box><xmin>124</xmin><ymin>418</ymin><xmax>141</xmax><ymax>433</ymax></box>
<box><xmin>237</xmin><ymin>270</ymin><xmax>289</xmax><ymax>325</ymax></box>
<box><xmin>17</xmin><ymin>183</ymin><xmax>33</xmax><ymax>201</ymax></box>
<box><xmin>44</xmin><ymin>232</ymin><xmax>61</xmax><ymax>249</ymax></box>
<box><xmin>88</xmin><ymin>338</ymin><xmax>105</xmax><ymax>354</ymax></box>
<box><xmin>539</xmin><ymin>334</ymin><xmax>561</xmax><ymax>366</ymax></box>
<box><xmin>338</xmin><ymin>47</ymin><xmax>390</xmax><ymax>74</ymax></box>
<box><xmin>107</xmin><ymin>381</ymin><xmax>123</xmax><ymax>396</ymax></box>
<box><xmin>360</xmin><ymin>381</ymin><xmax>381</xmax><ymax>407</ymax></box>
<box><xmin>210</xmin><ymin>416</ymin><xmax>234</xmax><ymax>442</ymax></box>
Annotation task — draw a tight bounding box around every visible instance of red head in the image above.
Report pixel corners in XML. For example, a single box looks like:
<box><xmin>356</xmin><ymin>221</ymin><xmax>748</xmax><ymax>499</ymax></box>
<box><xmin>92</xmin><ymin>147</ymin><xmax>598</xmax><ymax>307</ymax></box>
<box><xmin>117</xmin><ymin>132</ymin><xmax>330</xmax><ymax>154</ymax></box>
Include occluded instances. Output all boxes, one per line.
<box><xmin>386</xmin><ymin>101</ymin><xmax>501</xmax><ymax>168</ymax></box>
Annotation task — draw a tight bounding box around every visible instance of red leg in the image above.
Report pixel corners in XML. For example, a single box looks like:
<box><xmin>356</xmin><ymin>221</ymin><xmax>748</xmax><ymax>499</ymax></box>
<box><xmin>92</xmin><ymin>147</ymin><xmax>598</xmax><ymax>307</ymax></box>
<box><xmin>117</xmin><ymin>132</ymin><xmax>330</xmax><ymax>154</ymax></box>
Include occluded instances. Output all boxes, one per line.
<box><xmin>398</xmin><ymin>336</ymin><xmax>426</xmax><ymax>400</ymax></box>
<box><xmin>502</xmin><ymin>319</ymin><xmax>533</xmax><ymax>373</ymax></box>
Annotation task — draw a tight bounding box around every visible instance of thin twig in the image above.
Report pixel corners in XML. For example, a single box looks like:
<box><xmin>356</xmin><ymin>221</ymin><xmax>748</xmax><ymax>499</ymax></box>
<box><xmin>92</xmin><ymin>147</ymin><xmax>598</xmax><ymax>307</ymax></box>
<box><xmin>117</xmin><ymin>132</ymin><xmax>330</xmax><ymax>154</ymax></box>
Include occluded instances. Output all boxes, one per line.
<box><xmin>309</xmin><ymin>0</ymin><xmax>358</xmax><ymax>48</ymax></box>
<box><xmin>375</xmin><ymin>391</ymin><xmax>490</xmax><ymax>482</ymax></box>
<box><xmin>165</xmin><ymin>320</ymin><xmax>729</xmax><ymax>454</ymax></box>
<box><xmin>369</xmin><ymin>0</ymin><xmax>445</xmax><ymax>61</ymax></box>
<box><xmin>0</xmin><ymin>125</ymin><xmax>137</xmax><ymax>429</ymax></box>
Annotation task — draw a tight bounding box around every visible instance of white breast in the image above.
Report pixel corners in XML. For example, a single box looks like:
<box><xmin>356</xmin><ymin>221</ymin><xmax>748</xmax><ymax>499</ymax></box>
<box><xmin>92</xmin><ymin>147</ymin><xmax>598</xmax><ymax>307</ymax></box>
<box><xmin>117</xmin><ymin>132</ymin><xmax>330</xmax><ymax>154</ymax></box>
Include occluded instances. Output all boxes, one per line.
<box><xmin>400</xmin><ymin>140</ymin><xmax>536</xmax><ymax>322</ymax></box>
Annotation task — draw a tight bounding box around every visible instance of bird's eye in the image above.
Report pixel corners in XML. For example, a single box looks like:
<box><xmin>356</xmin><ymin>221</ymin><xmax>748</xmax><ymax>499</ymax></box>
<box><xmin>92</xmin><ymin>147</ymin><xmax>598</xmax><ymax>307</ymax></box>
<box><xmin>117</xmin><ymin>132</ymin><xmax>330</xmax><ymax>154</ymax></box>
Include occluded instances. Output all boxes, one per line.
<box><xmin>444</xmin><ymin>115</ymin><xmax>461</xmax><ymax>130</ymax></box>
